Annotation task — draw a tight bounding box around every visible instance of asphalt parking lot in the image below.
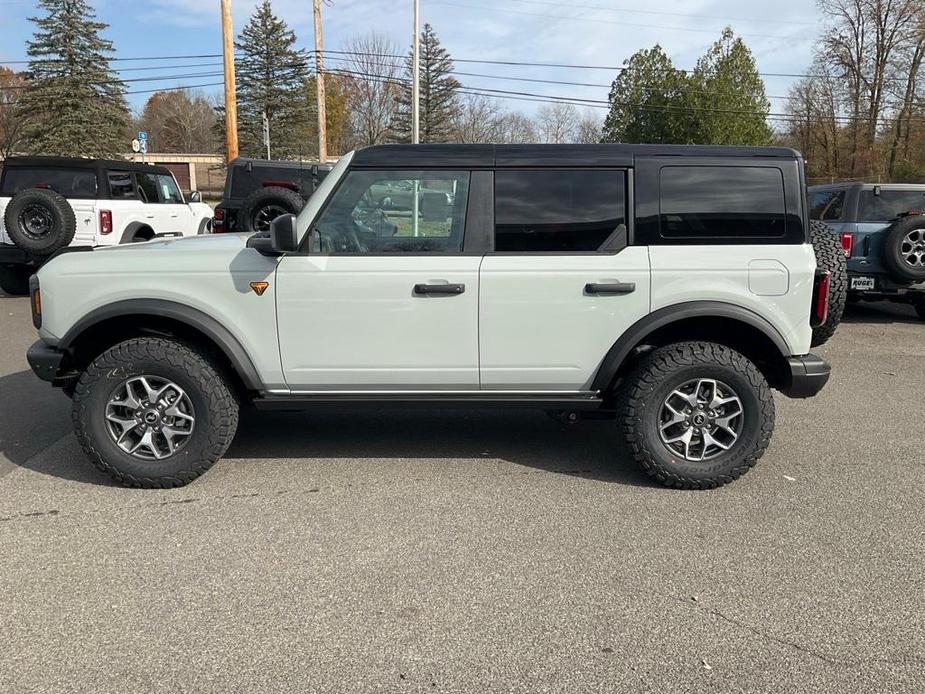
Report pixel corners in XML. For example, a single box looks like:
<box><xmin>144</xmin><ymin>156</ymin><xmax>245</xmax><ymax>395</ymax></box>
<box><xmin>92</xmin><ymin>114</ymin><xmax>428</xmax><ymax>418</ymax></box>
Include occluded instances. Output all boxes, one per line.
<box><xmin>0</xmin><ymin>292</ymin><xmax>922</xmax><ymax>694</ymax></box>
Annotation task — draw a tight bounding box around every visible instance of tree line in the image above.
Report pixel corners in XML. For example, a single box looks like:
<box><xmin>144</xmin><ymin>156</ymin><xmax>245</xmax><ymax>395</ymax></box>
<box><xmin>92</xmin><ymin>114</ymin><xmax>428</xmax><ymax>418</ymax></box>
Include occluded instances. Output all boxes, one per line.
<box><xmin>3</xmin><ymin>0</ymin><xmax>922</xmax><ymax>185</ymax></box>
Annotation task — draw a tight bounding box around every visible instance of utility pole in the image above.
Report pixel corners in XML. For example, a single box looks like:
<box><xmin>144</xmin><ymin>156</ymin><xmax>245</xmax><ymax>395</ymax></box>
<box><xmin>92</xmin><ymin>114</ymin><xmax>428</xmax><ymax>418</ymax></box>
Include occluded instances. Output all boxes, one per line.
<box><xmin>263</xmin><ymin>111</ymin><xmax>271</xmax><ymax>159</ymax></box>
<box><xmin>220</xmin><ymin>0</ymin><xmax>239</xmax><ymax>161</ymax></box>
<box><xmin>313</xmin><ymin>0</ymin><xmax>328</xmax><ymax>163</ymax></box>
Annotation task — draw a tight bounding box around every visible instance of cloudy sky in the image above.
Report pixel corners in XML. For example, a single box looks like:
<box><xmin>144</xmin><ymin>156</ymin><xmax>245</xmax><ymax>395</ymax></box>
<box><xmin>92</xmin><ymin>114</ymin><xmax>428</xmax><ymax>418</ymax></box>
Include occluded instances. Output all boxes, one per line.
<box><xmin>0</xmin><ymin>0</ymin><xmax>823</xmax><ymax>122</ymax></box>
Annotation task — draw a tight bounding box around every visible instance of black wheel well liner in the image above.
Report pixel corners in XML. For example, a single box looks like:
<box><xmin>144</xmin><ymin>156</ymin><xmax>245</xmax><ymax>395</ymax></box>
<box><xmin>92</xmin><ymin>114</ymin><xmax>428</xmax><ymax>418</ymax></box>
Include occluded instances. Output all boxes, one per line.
<box><xmin>591</xmin><ymin>301</ymin><xmax>794</xmax><ymax>393</ymax></box>
<box><xmin>119</xmin><ymin>222</ymin><xmax>154</xmax><ymax>244</ymax></box>
<box><xmin>57</xmin><ymin>299</ymin><xmax>263</xmax><ymax>394</ymax></box>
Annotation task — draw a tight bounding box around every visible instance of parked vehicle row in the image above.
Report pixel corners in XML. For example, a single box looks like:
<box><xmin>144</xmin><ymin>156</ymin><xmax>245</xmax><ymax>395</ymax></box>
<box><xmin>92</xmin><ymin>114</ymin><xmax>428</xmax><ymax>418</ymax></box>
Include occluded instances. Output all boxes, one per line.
<box><xmin>0</xmin><ymin>157</ymin><xmax>213</xmax><ymax>294</ymax></box>
<box><xmin>26</xmin><ymin>143</ymin><xmax>842</xmax><ymax>491</ymax></box>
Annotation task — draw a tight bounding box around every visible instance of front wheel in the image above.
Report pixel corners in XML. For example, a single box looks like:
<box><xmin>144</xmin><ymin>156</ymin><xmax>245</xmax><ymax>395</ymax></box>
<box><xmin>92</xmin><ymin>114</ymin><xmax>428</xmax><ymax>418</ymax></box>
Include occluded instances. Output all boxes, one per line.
<box><xmin>0</xmin><ymin>264</ymin><xmax>31</xmax><ymax>296</ymax></box>
<box><xmin>617</xmin><ymin>341</ymin><xmax>775</xmax><ymax>489</ymax></box>
<box><xmin>72</xmin><ymin>337</ymin><xmax>239</xmax><ymax>488</ymax></box>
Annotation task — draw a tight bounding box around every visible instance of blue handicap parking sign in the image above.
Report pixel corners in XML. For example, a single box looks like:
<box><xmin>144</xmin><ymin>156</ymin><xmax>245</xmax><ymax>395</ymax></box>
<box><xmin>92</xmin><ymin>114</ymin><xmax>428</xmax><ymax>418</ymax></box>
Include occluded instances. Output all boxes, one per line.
<box><xmin>138</xmin><ymin>131</ymin><xmax>148</xmax><ymax>141</ymax></box>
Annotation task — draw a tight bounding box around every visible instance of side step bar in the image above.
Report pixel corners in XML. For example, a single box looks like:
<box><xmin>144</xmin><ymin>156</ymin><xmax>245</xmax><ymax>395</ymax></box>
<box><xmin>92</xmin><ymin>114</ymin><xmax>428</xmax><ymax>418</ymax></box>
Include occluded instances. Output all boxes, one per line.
<box><xmin>253</xmin><ymin>391</ymin><xmax>606</xmax><ymax>411</ymax></box>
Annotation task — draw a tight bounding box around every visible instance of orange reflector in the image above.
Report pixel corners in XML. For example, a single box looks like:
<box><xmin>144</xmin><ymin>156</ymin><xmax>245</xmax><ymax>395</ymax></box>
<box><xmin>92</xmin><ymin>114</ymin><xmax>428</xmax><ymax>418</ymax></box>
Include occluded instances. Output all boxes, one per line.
<box><xmin>249</xmin><ymin>281</ymin><xmax>269</xmax><ymax>296</ymax></box>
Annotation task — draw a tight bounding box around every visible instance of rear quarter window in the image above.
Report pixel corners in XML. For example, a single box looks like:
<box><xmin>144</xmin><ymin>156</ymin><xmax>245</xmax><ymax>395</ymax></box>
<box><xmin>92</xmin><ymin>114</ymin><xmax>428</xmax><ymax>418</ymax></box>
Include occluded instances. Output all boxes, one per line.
<box><xmin>659</xmin><ymin>166</ymin><xmax>787</xmax><ymax>239</ymax></box>
<box><xmin>2</xmin><ymin>167</ymin><xmax>98</xmax><ymax>198</ymax></box>
<box><xmin>809</xmin><ymin>190</ymin><xmax>846</xmax><ymax>221</ymax></box>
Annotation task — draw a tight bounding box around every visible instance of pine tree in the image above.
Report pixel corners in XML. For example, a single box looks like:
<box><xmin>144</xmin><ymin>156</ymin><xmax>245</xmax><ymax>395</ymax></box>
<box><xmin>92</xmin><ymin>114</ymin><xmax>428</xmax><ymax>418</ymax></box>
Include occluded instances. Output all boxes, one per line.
<box><xmin>391</xmin><ymin>24</ymin><xmax>460</xmax><ymax>143</ymax></box>
<box><xmin>689</xmin><ymin>27</ymin><xmax>773</xmax><ymax>145</ymax></box>
<box><xmin>20</xmin><ymin>0</ymin><xmax>130</xmax><ymax>157</ymax></box>
<box><xmin>234</xmin><ymin>0</ymin><xmax>310</xmax><ymax>159</ymax></box>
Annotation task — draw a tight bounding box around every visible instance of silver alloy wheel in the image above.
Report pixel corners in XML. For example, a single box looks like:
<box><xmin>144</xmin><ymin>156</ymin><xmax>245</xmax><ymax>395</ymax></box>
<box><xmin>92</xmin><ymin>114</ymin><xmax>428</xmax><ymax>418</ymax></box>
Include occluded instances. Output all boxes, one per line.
<box><xmin>900</xmin><ymin>228</ymin><xmax>925</xmax><ymax>268</ymax></box>
<box><xmin>104</xmin><ymin>375</ymin><xmax>195</xmax><ymax>460</ymax></box>
<box><xmin>254</xmin><ymin>203</ymin><xmax>289</xmax><ymax>232</ymax></box>
<box><xmin>658</xmin><ymin>378</ymin><xmax>744</xmax><ymax>462</ymax></box>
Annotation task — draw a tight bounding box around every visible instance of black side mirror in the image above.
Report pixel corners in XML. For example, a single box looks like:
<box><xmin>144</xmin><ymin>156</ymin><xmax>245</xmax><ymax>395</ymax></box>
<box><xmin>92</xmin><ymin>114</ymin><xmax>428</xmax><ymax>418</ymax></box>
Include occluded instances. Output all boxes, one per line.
<box><xmin>188</xmin><ymin>191</ymin><xmax>202</xmax><ymax>203</ymax></box>
<box><xmin>270</xmin><ymin>213</ymin><xmax>298</xmax><ymax>253</ymax></box>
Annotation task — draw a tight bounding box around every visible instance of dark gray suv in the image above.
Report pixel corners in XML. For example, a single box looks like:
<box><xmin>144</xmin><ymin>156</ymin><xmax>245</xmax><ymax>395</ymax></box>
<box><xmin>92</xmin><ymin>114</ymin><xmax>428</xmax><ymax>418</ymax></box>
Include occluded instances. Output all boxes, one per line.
<box><xmin>809</xmin><ymin>183</ymin><xmax>925</xmax><ymax>318</ymax></box>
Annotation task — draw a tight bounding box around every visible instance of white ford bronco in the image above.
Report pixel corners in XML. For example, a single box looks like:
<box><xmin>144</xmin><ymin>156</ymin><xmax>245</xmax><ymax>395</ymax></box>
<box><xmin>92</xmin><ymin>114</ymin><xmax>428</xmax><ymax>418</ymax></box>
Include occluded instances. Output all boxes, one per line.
<box><xmin>0</xmin><ymin>156</ymin><xmax>214</xmax><ymax>294</ymax></box>
<box><xmin>25</xmin><ymin>144</ymin><xmax>841</xmax><ymax>489</ymax></box>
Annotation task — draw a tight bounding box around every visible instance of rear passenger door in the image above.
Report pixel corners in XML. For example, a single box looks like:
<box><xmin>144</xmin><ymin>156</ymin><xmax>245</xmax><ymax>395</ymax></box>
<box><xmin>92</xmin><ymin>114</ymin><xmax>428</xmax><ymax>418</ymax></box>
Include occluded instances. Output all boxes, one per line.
<box><xmin>479</xmin><ymin>169</ymin><xmax>651</xmax><ymax>391</ymax></box>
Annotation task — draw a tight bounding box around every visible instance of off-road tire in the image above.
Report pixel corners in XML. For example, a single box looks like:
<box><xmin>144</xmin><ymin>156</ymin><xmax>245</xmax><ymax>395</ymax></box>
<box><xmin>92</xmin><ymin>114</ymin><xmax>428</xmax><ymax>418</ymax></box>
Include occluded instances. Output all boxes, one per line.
<box><xmin>240</xmin><ymin>186</ymin><xmax>305</xmax><ymax>233</ymax></box>
<box><xmin>3</xmin><ymin>188</ymin><xmax>76</xmax><ymax>256</ymax></box>
<box><xmin>72</xmin><ymin>337</ymin><xmax>239</xmax><ymax>488</ymax></box>
<box><xmin>616</xmin><ymin>341</ymin><xmax>775</xmax><ymax>490</ymax></box>
<box><xmin>882</xmin><ymin>215</ymin><xmax>925</xmax><ymax>283</ymax></box>
<box><xmin>0</xmin><ymin>265</ymin><xmax>31</xmax><ymax>296</ymax></box>
<box><xmin>809</xmin><ymin>219</ymin><xmax>847</xmax><ymax>347</ymax></box>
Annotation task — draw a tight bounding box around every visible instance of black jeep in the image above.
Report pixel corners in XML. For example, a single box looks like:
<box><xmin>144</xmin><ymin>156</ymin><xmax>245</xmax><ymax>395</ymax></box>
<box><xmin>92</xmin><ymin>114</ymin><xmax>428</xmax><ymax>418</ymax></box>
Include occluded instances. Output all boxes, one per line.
<box><xmin>213</xmin><ymin>157</ymin><xmax>331</xmax><ymax>233</ymax></box>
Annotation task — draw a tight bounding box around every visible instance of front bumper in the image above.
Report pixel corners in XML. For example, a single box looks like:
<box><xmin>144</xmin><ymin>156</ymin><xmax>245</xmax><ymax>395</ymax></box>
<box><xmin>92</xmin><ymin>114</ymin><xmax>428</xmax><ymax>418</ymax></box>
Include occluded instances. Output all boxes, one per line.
<box><xmin>780</xmin><ymin>354</ymin><xmax>831</xmax><ymax>399</ymax></box>
<box><xmin>26</xmin><ymin>340</ymin><xmax>65</xmax><ymax>383</ymax></box>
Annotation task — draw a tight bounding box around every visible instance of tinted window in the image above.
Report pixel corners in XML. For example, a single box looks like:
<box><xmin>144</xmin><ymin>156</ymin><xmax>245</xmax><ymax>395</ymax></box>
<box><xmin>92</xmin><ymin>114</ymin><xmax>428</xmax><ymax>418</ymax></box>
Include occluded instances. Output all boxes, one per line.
<box><xmin>494</xmin><ymin>170</ymin><xmax>626</xmax><ymax>252</ymax></box>
<box><xmin>108</xmin><ymin>171</ymin><xmax>136</xmax><ymax>199</ymax></box>
<box><xmin>2</xmin><ymin>166</ymin><xmax>97</xmax><ymax>198</ymax></box>
<box><xmin>136</xmin><ymin>173</ymin><xmax>160</xmax><ymax>203</ymax></box>
<box><xmin>858</xmin><ymin>190</ymin><xmax>925</xmax><ymax>222</ymax></box>
<box><xmin>157</xmin><ymin>174</ymin><xmax>184</xmax><ymax>203</ymax></box>
<box><xmin>312</xmin><ymin>170</ymin><xmax>469</xmax><ymax>254</ymax></box>
<box><xmin>660</xmin><ymin>166</ymin><xmax>786</xmax><ymax>239</ymax></box>
<box><xmin>809</xmin><ymin>190</ymin><xmax>845</xmax><ymax>221</ymax></box>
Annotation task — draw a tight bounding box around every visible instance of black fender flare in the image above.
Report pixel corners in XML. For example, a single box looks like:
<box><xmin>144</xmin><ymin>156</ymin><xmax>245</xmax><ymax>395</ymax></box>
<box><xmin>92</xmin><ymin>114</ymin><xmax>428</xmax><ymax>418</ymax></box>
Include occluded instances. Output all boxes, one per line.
<box><xmin>58</xmin><ymin>299</ymin><xmax>264</xmax><ymax>391</ymax></box>
<box><xmin>590</xmin><ymin>301</ymin><xmax>792</xmax><ymax>392</ymax></box>
<box><xmin>119</xmin><ymin>222</ymin><xmax>154</xmax><ymax>244</ymax></box>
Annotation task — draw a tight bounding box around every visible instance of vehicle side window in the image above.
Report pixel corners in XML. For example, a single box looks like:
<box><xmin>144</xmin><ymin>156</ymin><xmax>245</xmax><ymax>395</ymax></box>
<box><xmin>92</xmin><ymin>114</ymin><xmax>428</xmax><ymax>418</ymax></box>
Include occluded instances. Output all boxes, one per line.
<box><xmin>659</xmin><ymin>166</ymin><xmax>786</xmax><ymax>239</ymax></box>
<box><xmin>494</xmin><ymin>170</ymin><xmax>626</xmax><ymax>252</ymax></box>
<box><xmin>310</xmin><ymin>170</ymin><xmax>470</xmax><ymax>254</ymax></box>
<box><xmin>809</xmin><ymin>190</ymin><xmax>845</xmax><ymax>221</ymax></box>
<box><xmin>157</xmin><ymin>174</ymin><xmax>184</xmax><ymax>204</ymax></box>
<box><xmin>858</xmin><ymin>190</ymin><xmax>925</xmax><ymax>222</ymax></box>
<box><xmin>108</xmin><ymin>171</ymin><xmax>137</xmax><ymax>199</ymax></box>
<box><xmin>1</xmin><ymin>167</ymin><xmax>97</xmax><ymax>198</ymax></box>
<box><xmin>135</xmin><ymin>173</ymin><xmax>161</xmax><ymax>204</ymax></box>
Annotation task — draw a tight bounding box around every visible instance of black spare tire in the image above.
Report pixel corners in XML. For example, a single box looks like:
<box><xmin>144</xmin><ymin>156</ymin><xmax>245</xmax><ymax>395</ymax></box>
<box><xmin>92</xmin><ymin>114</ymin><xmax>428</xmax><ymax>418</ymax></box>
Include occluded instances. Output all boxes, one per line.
<box><xmin>809</xmin><ymin>219</ymin><xmax>847</xmax><ymax>348</ymax></box>
<box><xmin>240</xmin><ymin>186</ymin><xmax>305</xmax><ymax>233</ymax></box>
<box><xmin>3</xmin><ymin>188</ymin><xmax>76</xmax><ymax>256</ymax></box>
<box><xmin>882</xmin><ymin>215</ymin><xmax>925</xmax><ymax>283</ymax></box>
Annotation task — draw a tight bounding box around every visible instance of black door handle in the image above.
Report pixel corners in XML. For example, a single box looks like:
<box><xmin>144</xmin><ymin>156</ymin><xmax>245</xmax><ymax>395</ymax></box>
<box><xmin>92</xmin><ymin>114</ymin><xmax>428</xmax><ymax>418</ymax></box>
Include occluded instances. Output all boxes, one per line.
<box><xmin>414</xmin><ymin>283</ymin><xmax>466</xmax><ymax>295</ymax></box>
<box><xmin>585</xmin><ymin>282</ymin><xmax>636</xmax><ymax>295</ymax></box>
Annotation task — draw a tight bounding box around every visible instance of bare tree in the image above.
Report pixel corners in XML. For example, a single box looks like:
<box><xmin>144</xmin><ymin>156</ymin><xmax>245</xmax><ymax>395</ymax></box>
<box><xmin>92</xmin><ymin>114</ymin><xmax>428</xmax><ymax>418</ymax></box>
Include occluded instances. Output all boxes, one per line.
<box><xmin>497</xmin><ymin>112</ymin><xmax>539</xmax><ymax>144</ymax></box>
<box><xmin>450</xmin><ymin>94</ymin><xmax>504</xmax><ymax>142</ymax></box>
<box><xmin>137</xmin><ymin>89</ymin><xmax>216</xmax><ymax>153</ymax></box>
<box><xmin>574</xmin><ymin>109</ymin><xmax>603</xmax><ymax>143</ymax></box>
<box><xmin>886</xmin><ymin>8</ymin><xmax>925</xmax><ymax>177</ymax></box>
<box><xmin>536</xmin><ymin>102</ymin><xmax>579</xmax><ymax>143</ymax></box>
<box><xmin>342</xmin><ymin>32</ymin><xmax>400</xmax><ymax>146</ymax></box>
<box><xmin>0</xmin><ymin>67</ymin><xmax>27</xmax><ymax>158</ymax></box>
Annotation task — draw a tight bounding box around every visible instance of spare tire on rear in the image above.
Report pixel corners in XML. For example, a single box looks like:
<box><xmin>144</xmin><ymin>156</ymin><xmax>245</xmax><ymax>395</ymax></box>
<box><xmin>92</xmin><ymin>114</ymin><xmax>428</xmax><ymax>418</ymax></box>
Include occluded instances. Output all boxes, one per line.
<box><xmin>881</xmin><ymin>215</ymin><xmax>925</xmax><ymax>283</ymax></box>
<box><xmin>3</xmin><ymin>188</ymin><xmax>76</xmax><ymax>256</ymax></box>
<box><xmin>240</xmin><ymin>186</ymin><xmax>305</xmax><ymax>233</ymax></box>
<box><xmin>809</xmin><ymin>219</ymin><xmax>847</xmax><ymax>348</ymax></box>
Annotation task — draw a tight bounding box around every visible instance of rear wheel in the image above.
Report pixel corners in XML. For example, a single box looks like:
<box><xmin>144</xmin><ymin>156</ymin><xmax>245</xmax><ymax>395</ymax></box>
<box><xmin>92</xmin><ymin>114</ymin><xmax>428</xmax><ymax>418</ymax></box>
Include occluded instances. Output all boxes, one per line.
<box><xmin>617</xmin><ymin>341</ymin><xmax>775</xmax><ymax>489</ymax></box>
<box><xmin>240</xmin><ymin>186</ymin><xmax>305</xmax><ymax>233</ymax></box>
<box><xmin>72</xmin><ymin>337</ymin><xmax>239</xmax><ymax>488</ymax></box>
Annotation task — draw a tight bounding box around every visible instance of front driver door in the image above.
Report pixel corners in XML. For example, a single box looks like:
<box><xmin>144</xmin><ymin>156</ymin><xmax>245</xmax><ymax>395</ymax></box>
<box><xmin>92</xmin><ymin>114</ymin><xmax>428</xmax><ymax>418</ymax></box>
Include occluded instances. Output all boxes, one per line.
<box><xmin>276</xmin><ymin>168</ymin><xmax>481</xmax><ymax>391</ymax></box>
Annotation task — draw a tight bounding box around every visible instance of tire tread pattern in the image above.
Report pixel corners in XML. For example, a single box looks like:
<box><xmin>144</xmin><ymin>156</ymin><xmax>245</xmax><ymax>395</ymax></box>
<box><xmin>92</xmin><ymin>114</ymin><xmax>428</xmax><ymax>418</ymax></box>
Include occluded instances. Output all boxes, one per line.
<box><xmin>809</xmin><ymin>219</ymin><xmax>847</xmax><ymax>347</ymax></box>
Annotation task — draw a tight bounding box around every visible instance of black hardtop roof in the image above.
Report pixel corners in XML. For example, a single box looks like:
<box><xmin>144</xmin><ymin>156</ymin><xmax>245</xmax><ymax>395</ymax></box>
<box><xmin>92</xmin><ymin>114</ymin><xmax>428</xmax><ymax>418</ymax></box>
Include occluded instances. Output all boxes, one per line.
<box><xmin>2</xmin><ymin>156</ymin><xmax>172</xmax><ymax>176</ymax></box>
<box><xmin>230</xmin><ymin>157</ymin><xmax>332</xmax><ymax>170</ymax></box>
<box><xmin>351</xmin><ymin>143</ymin><xmax>802</xmax><ymax>168</ymax></box>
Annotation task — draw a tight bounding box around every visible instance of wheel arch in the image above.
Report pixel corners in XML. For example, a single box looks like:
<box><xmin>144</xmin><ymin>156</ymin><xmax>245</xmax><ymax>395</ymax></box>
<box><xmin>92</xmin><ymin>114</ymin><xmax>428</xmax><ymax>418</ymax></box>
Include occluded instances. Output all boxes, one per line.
<box><xmin>591</xmin><ymin>302</ymin><xmax>793</xmax><ymax>393</ymax></box>
<box><xmin>119</xmin><ymin>222</ymin><xmax>154</xmax><ymax>244</ymax></box>
<box><xmin>58</xmin><ymin>299</ymin><xmax>263</xmax><ymax>394</ymax></box>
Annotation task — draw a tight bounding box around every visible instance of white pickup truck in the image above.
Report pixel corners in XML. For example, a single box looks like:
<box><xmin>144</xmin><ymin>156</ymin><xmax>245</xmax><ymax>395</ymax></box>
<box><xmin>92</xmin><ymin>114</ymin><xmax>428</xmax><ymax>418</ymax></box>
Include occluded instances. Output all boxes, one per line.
<box><xmin>0</xmin><ymin>156</ymin><xmax>213</xmax><ymax>294</ymax></box>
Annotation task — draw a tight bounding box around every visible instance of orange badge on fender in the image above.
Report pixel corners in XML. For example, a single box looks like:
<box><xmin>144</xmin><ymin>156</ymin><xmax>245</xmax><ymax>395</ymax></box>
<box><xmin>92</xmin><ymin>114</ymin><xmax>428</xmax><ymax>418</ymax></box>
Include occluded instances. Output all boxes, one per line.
<box><xmin>249</xmin><ymin>281</ymin><xmax>269</xmax><ymax>296</ymax></box>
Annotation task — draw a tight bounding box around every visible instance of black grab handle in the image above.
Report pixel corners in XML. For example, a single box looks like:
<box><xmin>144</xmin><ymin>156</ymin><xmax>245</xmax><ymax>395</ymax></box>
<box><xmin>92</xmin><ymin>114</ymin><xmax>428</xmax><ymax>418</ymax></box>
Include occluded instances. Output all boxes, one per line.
<box><xmin>584</xmin><ymin>282</ymin><xmax>636</xmax><ymax>295</ymax></box>
<box><xmin>414</xmin><ymin>283</ymin><xmax>466</xmax><ymax>295</ymax></box>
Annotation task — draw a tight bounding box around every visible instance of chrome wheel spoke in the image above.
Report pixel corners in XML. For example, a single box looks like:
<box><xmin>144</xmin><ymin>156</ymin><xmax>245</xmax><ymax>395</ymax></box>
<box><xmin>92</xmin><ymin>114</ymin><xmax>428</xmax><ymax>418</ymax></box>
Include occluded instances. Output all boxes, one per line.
<box><xmin>658</xmin><ymin>377</ymin><xmax>744</xmax><ymax>463</ymax></box>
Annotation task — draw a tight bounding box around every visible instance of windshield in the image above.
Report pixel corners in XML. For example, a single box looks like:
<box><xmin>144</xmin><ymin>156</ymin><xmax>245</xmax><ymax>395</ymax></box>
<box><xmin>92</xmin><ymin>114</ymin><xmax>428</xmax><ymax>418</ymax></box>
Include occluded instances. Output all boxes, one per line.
<box><xmin>295</xmin><ymin>151</ymin><xmax>354</xmax><ymax>243</ymax></box>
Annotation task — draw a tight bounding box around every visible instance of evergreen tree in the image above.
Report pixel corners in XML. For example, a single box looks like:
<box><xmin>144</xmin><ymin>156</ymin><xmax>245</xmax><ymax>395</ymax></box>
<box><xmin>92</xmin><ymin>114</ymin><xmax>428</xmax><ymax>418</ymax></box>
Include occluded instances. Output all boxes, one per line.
<box><xmin>20</xmin><ymin>0</ymin><xmax>130</xmax><ymax>157</ymax></box>
<box><xmin>234</xmin><ymin>0</ymin><xmax>310</xmax><ymax>158</ymax></box>
<box><xmin>601</xmin><ymin>45</ymin><xmax>692</xmax><ymax>144</ymax></box>
<box><xmin>391</xmin><ymin>23</ymin><xmax>460</xmax><ymax>143</ymax></box>
<box><xmin>689</xmin><ymin>27</ymin><xmax>773</xmax><ymax>145</ymax></box>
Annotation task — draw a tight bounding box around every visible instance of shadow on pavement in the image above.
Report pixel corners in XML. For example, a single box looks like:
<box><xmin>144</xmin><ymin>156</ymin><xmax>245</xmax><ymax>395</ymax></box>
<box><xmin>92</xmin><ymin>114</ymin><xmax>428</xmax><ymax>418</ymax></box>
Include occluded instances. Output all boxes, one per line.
<box><xmin>0</xmin><ymin>368</ymin><xmax>652</xmax><ymax>488</ymax></box>
<box><xmin>840</xmin><ymin>301</ymin><xmax>922</xmax><ymax>324</ymax></box>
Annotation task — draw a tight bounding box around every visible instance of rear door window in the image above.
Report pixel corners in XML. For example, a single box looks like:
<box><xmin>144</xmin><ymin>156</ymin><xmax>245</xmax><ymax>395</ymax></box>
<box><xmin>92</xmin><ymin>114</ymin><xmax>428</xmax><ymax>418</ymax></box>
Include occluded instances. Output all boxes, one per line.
<box><xmin>2</xmin><ymin>167</ymin><xmax>97</xmax><ymax>198</ymax></box>
<box><xmin>659</xmin><ymin>166</ymin><xmax>786</xmax><ymax>239</ymax></box>
<box><xmin>494</xmin><ymin>169</ymin><xmax>626</xmax><ymax>252</ymax></box>
<box><xmin>136</xmin><ymin>173</ymin><xmax>161</xmax><ymax>204</ymax></box>
<box><xmin>156</xmin><ymin>174</ymin><xmax>184</xmax><ymax>203</ymax></box>
<box><xmin>809</xmin><ymin>190</ymin><xmax>846</xmax><ymax>221</ymax></box>
<box><xmin>108</xmin><ymin>171</ymin><xmax>137</xmax><ymax>199</ymax></box>
<box><xmin>858</xmin><ymin>190</ymin><xmax>925</xmax><ymax>222</ymax></box>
